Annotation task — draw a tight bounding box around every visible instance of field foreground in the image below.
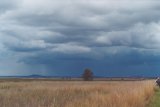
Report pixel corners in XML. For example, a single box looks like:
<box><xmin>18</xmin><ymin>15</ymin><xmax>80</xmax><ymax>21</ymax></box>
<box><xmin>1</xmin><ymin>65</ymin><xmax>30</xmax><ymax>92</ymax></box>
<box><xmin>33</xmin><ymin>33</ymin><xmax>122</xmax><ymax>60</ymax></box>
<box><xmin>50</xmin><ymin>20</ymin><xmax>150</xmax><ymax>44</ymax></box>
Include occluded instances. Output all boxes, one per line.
<box><xmin>0</xmin><ymin>80</ymin><xmax>155</xmax><ymax>107</ymax></box>
<box><xmin>148</xmin><ymin>88</ymin><xmax>160</xmax><ymax>107</ymax></box>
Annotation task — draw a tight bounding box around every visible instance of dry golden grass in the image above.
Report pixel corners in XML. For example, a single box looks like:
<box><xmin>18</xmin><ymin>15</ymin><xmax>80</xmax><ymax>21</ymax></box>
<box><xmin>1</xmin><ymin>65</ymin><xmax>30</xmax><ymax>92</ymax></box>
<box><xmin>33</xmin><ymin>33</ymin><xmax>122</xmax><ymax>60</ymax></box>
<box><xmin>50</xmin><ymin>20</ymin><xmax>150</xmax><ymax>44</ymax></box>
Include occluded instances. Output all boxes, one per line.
<box><xmin>0</xmin><ymin>80</ymin><xmax>155</xmax><ymax>107</ymax></box>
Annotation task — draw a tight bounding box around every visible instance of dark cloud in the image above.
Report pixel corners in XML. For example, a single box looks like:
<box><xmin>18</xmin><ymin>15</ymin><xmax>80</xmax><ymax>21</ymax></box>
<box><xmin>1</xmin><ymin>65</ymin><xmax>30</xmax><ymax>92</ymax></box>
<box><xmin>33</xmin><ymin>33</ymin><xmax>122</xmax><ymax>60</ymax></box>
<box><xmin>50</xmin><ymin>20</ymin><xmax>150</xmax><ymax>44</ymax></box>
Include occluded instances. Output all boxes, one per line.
<box><xmin>0</xmin><ymin>0</ymin><xmax>160</xmax><ymax>76</ymax></box>
<box><xmin>0</xmin><ymin>0</ymin><xmax>18</xmax><ymax>13</ymax></box>
<box><xmin>17</xmin><ymin>48</ymin><xmax>160</xmax><ymax>76</ymax></box>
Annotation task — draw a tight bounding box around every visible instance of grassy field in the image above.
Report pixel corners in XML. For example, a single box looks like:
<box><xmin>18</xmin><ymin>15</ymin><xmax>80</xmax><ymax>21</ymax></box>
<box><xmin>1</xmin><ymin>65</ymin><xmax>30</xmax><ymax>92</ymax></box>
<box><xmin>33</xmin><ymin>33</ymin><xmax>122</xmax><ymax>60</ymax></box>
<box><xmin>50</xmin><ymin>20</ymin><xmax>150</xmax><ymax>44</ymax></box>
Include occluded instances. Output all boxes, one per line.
<box><xmin>0</xmin><ymin>80</ymin><xmax>155</xmax><ymax>107</ymax></box>
<box><xmin>148</xmin><ymin>88</ymin><xmax>160</xmax><ymax>107</ymax></box>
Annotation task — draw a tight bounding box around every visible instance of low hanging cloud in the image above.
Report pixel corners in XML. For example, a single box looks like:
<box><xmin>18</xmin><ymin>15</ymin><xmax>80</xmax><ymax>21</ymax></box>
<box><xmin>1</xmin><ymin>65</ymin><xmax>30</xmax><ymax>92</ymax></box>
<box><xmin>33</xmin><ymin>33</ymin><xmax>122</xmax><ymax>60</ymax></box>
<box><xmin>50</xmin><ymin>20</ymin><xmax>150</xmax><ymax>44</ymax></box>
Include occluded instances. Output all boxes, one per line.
<box><xmin>0</xmin><ymin>0</ymin><xmax>160</xmax><ymax>76</ymax></box>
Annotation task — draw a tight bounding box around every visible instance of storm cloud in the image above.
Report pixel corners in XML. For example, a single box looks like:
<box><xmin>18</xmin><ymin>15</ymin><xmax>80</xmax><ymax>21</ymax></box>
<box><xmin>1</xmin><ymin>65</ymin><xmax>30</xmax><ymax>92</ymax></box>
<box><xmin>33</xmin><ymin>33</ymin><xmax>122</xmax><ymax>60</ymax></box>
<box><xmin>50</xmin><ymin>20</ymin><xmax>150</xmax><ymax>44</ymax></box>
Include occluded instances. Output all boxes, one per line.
<box><xmin>0</xmin><ymin>0</ymin><xmax>160</xmax><ymax>76</ymax></box>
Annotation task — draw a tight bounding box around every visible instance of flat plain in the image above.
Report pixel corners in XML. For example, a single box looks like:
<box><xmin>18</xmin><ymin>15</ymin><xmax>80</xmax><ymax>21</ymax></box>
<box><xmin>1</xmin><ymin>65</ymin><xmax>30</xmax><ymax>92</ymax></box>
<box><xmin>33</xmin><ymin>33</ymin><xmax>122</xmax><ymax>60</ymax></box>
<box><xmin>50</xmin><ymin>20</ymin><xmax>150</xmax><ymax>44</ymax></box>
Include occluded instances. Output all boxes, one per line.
<box><xmin>0</xmin><ymin>79</ymin><xmax>156</xmax><ymax>107</ymax></box>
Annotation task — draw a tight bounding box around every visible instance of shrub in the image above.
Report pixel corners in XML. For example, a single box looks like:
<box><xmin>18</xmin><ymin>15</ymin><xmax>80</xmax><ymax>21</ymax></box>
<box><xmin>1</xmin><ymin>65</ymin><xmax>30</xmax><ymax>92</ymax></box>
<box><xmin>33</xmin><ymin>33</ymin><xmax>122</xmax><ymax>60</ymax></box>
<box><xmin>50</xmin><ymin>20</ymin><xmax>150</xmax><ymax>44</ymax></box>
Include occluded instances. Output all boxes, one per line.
<box><xmin>82</xmin><ymin>68</ymin><xmax>93</xmax><ymax>81</ymax></box>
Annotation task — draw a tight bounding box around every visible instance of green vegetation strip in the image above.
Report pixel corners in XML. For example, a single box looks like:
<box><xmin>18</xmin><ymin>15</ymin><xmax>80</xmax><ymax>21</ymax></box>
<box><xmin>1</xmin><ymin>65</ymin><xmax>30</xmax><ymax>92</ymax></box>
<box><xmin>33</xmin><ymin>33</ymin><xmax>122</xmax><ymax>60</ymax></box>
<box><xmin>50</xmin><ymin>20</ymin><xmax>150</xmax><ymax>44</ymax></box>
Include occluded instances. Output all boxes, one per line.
<box><xmin>148</xmin><ymin>88</ymin><xmax>160</xmax><ymax>107</ymax></box>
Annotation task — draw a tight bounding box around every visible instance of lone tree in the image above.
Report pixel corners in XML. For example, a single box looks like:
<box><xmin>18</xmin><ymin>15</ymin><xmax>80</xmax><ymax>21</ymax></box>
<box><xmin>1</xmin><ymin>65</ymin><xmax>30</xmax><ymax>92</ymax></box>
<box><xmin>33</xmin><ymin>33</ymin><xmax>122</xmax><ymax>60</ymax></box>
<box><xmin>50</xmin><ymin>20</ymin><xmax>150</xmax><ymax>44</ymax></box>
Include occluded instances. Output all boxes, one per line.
<box><xmin>82</xmin><ymin>68</ymin><xmax>93</xmax><ymax>81</ymax></box>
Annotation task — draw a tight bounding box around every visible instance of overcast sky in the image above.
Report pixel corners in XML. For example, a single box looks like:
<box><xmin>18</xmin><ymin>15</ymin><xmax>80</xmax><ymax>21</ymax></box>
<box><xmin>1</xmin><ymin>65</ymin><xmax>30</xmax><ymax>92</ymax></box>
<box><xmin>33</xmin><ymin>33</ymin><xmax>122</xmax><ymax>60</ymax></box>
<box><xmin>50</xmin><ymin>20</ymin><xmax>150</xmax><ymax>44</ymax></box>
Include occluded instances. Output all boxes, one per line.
<box><xmin>0</xmin><ymin>0</ymin><xmax>160</xmax><ymax>76</ymax></box>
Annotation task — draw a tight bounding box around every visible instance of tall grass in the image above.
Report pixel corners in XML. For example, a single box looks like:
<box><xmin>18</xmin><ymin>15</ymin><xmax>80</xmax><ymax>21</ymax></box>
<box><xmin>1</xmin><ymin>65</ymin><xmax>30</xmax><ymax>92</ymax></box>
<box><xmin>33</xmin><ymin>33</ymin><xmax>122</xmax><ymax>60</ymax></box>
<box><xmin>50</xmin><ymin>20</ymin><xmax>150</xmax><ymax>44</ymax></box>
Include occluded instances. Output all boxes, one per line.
<box><xmin>0</xmin><ymin>80</ymin><xmax>155</xmax><ymax>107</ymax></box>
